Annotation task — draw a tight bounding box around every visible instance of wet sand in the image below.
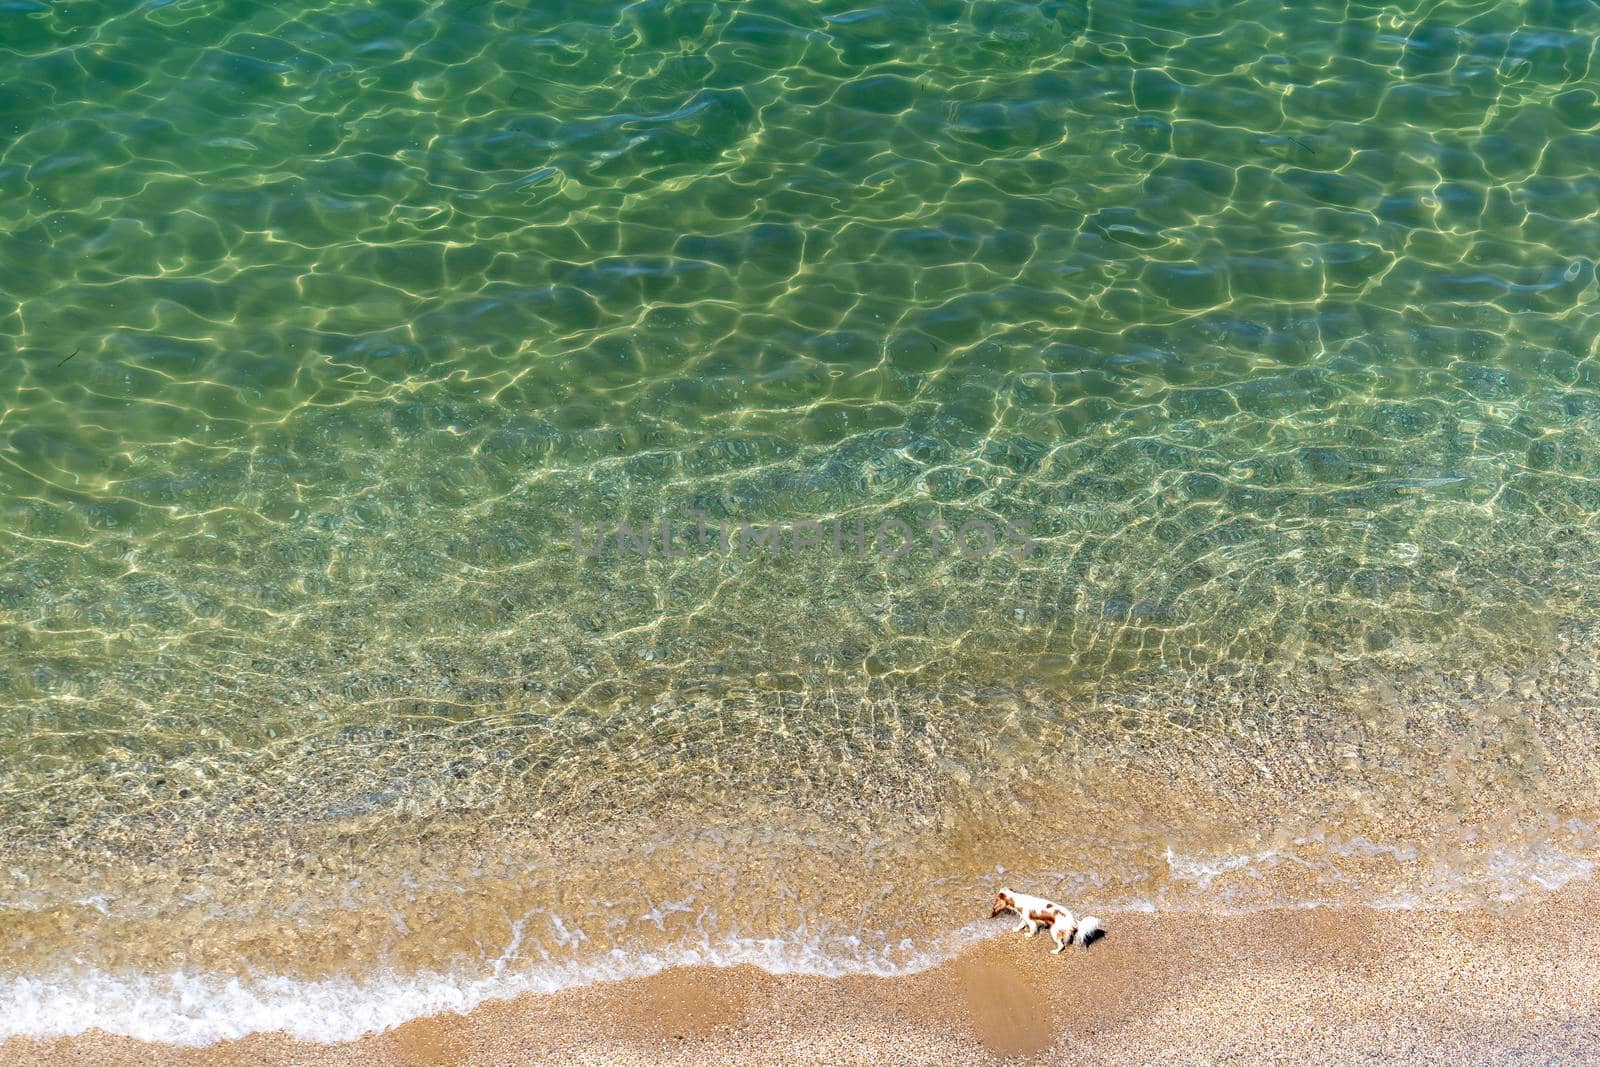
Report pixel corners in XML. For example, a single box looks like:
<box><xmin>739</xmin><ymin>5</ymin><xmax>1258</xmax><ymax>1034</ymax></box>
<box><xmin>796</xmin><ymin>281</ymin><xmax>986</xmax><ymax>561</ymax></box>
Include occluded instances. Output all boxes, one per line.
<box><xmin>7</xmin><ymin>879</ymin><xmax>1598</xmax><ymax>1065</ymax></box>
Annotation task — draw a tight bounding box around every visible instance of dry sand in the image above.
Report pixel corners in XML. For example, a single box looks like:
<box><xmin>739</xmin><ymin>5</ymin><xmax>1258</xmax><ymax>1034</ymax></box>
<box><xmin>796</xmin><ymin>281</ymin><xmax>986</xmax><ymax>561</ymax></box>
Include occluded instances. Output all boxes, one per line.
<box><xmin>7</xmin><ymin>881</ymin><xmax>1599</xmax><ymax>1066</ymax></box>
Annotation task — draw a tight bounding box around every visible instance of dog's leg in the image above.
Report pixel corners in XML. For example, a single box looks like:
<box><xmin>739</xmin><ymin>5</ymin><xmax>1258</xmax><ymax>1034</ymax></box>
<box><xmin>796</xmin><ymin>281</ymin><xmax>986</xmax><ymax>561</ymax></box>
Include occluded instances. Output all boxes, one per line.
<box><xmin>1025</xmin><ymin>918</ymin><xmax>1041</xmax><ymax>937</ymax></box>
<box><xmin>1050</xmin><ymin>923</ymin><xmax>1070</xmax><ymax>954</ymax></box>
<box><xmin>1013</xmin><ymin>920</ymin><xmax>1029</xmax><ymax>934</ymax></box>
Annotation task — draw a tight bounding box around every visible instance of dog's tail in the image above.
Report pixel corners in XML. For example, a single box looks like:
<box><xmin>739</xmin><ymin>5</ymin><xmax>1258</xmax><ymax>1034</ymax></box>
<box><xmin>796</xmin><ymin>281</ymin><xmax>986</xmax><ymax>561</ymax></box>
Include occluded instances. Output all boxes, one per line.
<box><xmin>1073</xmin><ymin>916</ymin><xmax>1104</xmax><ymax>947</ymax></box>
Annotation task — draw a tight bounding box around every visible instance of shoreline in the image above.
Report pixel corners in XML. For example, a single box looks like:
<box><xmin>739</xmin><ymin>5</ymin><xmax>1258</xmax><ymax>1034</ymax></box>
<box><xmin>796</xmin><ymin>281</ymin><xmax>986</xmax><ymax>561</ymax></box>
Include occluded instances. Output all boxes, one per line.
<box><xmin>8</xmin><ymin>879</ymin><xmax>1599</xmax><ymax>1065</ymax></box>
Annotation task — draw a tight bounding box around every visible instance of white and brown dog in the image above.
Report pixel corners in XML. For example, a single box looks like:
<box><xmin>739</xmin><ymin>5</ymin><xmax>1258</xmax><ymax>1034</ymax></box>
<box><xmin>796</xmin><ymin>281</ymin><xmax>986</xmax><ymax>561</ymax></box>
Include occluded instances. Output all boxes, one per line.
<box><xmin>990</xmin><ymin>888</ymin><xmax>1104</xmax><ymax>954</ymax></box>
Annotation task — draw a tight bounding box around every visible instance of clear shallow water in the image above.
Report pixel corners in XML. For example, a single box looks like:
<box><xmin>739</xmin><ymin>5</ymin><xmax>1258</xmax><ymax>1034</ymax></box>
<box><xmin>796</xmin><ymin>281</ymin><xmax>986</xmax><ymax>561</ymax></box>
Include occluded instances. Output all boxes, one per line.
<box><xmin>4</xmin><ymin>0</ymin><xmax>1600</xmax><ymax>1044</ymax></box>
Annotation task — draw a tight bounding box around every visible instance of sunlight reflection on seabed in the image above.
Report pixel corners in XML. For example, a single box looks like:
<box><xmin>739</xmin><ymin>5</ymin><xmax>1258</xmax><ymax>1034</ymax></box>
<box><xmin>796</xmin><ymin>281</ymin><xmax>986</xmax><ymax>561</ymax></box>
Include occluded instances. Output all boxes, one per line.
<box><xmin>569</xmin><ymin>512</ymin><xmax>1038</xmax><ymax>560</ymax></box>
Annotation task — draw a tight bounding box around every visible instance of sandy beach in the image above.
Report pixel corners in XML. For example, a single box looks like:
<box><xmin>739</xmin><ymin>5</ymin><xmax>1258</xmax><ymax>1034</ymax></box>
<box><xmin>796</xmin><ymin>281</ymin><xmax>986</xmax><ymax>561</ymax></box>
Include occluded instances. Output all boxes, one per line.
<box><xmin>8</xmin><ymin>877</ymin><xmax>1598</xmax><ymax>1066</ymax></box>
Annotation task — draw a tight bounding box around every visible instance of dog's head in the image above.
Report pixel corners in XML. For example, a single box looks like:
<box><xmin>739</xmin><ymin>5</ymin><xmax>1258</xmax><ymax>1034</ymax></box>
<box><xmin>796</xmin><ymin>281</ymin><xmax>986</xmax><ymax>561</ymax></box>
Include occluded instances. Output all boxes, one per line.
<box><xmin>989</xmin><ymin>888</ymin><xmax>1016</xmax><ymax>918</ymax></box>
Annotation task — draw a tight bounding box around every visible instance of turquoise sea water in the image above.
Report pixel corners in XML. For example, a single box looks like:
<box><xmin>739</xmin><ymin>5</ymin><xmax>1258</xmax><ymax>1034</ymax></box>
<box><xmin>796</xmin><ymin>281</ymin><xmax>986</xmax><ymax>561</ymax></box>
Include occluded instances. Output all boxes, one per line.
<box><xmin>4</xmin><ymin>0</ymin><xmax>1600</xmax><ymax>1044</ymax></box>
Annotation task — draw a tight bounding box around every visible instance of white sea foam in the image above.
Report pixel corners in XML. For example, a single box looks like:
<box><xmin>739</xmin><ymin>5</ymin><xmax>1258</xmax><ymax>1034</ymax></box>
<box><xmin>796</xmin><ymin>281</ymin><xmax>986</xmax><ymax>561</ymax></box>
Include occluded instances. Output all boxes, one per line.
<box><xmin>1159</xmin><ymin>833</ymin><xmax>1598</xmax><ymax>913</ymax></box>
<box><xmin>0</xmin><ymin>922</ymin><xmax>1001</xmax><ymax>1047</ymax></box>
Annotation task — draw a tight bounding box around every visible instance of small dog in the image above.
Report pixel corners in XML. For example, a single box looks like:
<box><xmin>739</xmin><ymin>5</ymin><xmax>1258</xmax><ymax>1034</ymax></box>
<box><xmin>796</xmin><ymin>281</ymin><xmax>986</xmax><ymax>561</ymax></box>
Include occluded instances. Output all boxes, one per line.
<box><xmin>990</xmin><ymin>887</ymin><xmax>1104</xmax><ymax>954</ymax></box>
